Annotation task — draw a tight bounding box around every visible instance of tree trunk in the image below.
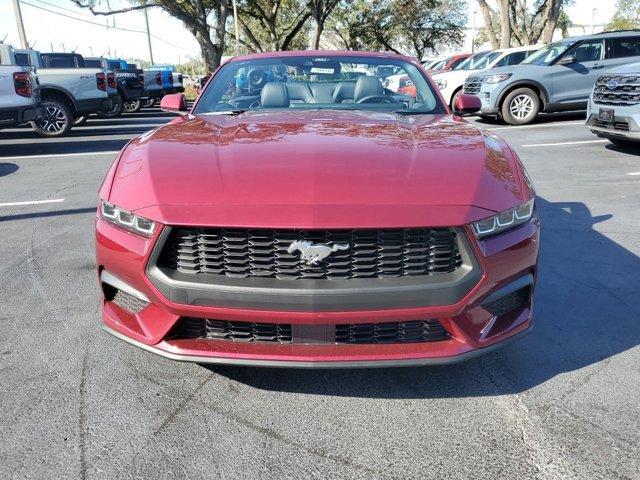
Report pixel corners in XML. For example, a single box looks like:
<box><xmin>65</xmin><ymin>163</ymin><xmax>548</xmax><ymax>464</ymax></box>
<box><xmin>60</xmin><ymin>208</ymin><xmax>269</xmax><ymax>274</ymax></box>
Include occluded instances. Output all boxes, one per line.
<box><xmin>499</xmin><ymin>0</ymin><xmax>511</xmax><ymax>48</ymax></box>
<box><xmin>541</xmin><ymin>0</ymin><xmax>562</xmax><ymax>43</ymax></box>
<box><xmin>476</xmin><ymin>0</ymin><xmax>499</xmax><ymax>49</ymax></box>
<box><xmin>312</xmin><ymin>22</ymin><xmax>322</xmax><ymax>49</ymax></box>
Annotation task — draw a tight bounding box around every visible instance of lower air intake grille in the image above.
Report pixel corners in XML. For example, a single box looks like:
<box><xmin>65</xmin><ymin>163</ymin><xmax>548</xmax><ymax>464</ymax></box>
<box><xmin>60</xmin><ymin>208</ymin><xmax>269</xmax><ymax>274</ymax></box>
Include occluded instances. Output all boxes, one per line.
<box><xmin>112</xmin><ymin>289</ymin><xmax>149</xmax><ymax>314</ymax></box>
<box><xmin>484</xmin><ymin>287</ymin><xmax>530</xmax><ymax>317</ymax></box>
<box><xmin>174</xmin><ymin>317</ymin><xmax>293</xmax><ymax>344</ymax></box>
<box><xmin>335</xmin><ymin>320</ymin><xmax>449</xmax><ymax>344</ymax></box>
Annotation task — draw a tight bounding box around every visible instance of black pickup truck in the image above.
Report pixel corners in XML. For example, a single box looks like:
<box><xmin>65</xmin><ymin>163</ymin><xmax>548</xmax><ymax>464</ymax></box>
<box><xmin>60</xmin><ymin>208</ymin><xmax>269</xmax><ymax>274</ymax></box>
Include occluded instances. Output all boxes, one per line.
<box><xmin>104</xmin><ymin>59</ymin><xmax>146</xmax><ymax>116</ymax></box>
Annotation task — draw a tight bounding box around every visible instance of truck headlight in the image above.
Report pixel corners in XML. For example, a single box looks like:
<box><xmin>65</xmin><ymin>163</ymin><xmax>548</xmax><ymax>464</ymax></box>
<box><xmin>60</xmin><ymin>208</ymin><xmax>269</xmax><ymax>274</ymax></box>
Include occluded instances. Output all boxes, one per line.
<box><xmin>101</xmin><ymin>201</ymin><xmax>156</xmax><ymax>237</ymax></box>
<box><xmin>485</xmin><ymin>73</ymin><xmax>513</xmax><ymax>84</ymax></box>
<box><xmin>434</xmin><ymin>78</ymin><xmax>447</xmax><ymax>90</ymax></box>
<box><xmin>471</xmin><ymin>199</ymin><xmax>535</xmax><ymax>239</ymax></box>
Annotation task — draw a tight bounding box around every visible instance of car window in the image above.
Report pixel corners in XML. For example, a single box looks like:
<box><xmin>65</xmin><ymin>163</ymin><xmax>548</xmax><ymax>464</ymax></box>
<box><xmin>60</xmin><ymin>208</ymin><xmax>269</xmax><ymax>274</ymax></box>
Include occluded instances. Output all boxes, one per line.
<box><xmin>569</xmin><ymin>40</ymin><xmax>604</xmax><ymax>63</ymax></box>
<box><xmin>454</xmin><ymin>52</ymin><xmax>490</xmax><ymax>70</ymax></box>
<box><xmin>493</xmin><ymin>51</ymin><xmax>530</xmax><ymax>68</ymax></box>
<box><xmin>15</xmin><ymin>53</ymin><xmax>30</xmax><ymax>66</ymax></box>
<box><xmin>522</xmin><ymin>40</ymin><xmax>575</xmax><ymax>65</ymax></box>
<box><xmin>448</xmin><ymin>57</ymin><xmax>467</xmax><ymax>69</ymax></box>
<box><xmin>194</xmin><ymin>55</ymin><xmax>444</xmax><ymax>115</ymax></box>
<box><xmin>42</xmin><ymin>54</ymin><xmax>81</xmax><ymax>68</ymax></box>
<box><xmin>429</xmin><ymin>59</ymin><xmax>446</xmax><ymax>70</ymax></box>
<box><xmin>607</xmin><ymin>36</ymin><xmax>640</xmax><ymax>59</ymax></box>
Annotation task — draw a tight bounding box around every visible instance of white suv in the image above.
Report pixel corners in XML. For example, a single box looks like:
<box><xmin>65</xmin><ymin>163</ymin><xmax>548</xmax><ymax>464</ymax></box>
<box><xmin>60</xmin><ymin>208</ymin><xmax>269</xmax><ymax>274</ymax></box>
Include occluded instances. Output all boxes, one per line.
<box><xmin>587</xmin><ymin>62</ymin><xmax>640</xmax><ymax>147</ymax></box>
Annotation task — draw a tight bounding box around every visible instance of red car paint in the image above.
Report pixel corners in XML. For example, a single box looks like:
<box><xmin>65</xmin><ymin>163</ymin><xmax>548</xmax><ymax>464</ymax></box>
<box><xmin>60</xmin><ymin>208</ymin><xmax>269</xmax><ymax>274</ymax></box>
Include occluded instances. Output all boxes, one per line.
<box><xmin>96</xmin><ymin>50</ymin><xmax>539</xmax><ymax>367</ymax></box>
<box><xmin>429</xmin><ymin>53</ymin><xmax>472</xmax><ymax>73</ymax></box>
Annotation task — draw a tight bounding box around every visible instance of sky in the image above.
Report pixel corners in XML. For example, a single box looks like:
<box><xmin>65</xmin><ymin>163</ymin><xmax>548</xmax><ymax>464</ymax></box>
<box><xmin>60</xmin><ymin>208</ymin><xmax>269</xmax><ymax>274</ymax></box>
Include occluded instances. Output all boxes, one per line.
<box><xmin>0</xmin><ymin>0</ymin><xmax>619</xmax><ymax>64</ymax></box>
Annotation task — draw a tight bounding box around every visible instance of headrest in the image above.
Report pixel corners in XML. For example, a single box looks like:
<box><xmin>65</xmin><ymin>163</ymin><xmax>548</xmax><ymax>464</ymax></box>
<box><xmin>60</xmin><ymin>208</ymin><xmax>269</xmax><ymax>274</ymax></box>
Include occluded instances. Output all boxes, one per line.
<box><xmin>353</xmin><ymin>76</ymin><xmax>383</xmax><ymax>102</ymax></box>
<box><xmin>260</xmin><ymin>82</ymin><xmax>289</xmax><ymax>108</ymax></box>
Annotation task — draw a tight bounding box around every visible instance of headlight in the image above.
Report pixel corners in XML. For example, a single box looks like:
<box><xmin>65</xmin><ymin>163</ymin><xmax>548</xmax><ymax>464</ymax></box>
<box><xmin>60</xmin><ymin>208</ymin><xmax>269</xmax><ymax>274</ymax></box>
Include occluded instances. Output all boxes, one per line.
<box><xmin>434</xmin><ymin>78</ymin><xmax>447</xmax><ymax>90</ymax></box>
<box><xmin>471</xmin><ymin>199</ymin><xmax>535</xmax><ymax>239</ymax></box>
<box><xmin>484</xmin><ymin>73</ymin><xmax>513</xmax><ymax>84</ymax></box>
<box><xmin>100</xmin><ymin>201</ymin><xmax>156</xmax><ymax>237</ymax></box>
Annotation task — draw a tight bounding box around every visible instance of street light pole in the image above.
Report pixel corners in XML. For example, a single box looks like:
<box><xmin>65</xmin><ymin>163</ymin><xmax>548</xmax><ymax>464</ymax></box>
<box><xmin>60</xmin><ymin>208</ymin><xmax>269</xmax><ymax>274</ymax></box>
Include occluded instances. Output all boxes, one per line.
<box><xmin>144</xmin><ymin>6</ymin><xmax>154</xmax><ymax>65</ymax></box>
<box><xmin>11</xmin><ymin>0</ymin><xmax>29</xmax><ymax>49</ymax></box>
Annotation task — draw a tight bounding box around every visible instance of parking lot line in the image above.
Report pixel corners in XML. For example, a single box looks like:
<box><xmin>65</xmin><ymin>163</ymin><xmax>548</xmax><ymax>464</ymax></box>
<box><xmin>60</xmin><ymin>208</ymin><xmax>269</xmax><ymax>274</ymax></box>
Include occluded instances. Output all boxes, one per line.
<box><xmin>0</xmin><ymin>199</ymin><xmax>64</xmax><ymax>207</ymax></box>
<box><xmin>488</xmin><ymin>121</ymin><xmax>585</xmax><ymax>131</ymax></box>
<box><xmin>627</xmin><ymin>172</ymin><xmax>640</xmax><ymax>176</ymax></box>
<box><xmin>1</xmin><ymin>151</ymin><xmax>121</xmax><ymax>160</ymax></box>
<box><xmin>521</xmin><ymin>140</ymin><xmax>608</xmax><ymax>147</ymax></box>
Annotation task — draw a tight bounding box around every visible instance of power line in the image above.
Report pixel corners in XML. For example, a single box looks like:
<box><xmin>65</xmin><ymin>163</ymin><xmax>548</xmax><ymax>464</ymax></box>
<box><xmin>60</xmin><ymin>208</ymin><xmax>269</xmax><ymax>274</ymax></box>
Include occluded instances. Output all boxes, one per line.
<box><xmin>19</xmin><ymin>0</ymin><xmax>194</xmax><ymax>52</ymax></box>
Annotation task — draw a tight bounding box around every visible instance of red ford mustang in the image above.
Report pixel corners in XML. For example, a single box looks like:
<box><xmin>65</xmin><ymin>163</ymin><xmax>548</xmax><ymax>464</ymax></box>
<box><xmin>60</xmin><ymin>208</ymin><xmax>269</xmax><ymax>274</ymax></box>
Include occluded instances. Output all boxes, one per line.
<box><xmin>96</xmin><ymin>51</ymin><xmax>539</xmax><ymax>368</ymax></box>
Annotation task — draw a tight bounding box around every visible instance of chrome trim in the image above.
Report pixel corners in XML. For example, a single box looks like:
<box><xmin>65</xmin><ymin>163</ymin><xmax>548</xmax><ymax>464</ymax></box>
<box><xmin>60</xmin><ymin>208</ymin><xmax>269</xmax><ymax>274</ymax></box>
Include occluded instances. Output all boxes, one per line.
<box><xmin>100</xmin><ymin>270</ymin><xmax>150</xmax><ymax>303</ymax></box>
<box><xmin>102</xmin><ymin>324</ymin><xmax>531</xmax><ymax>369</ymax></box>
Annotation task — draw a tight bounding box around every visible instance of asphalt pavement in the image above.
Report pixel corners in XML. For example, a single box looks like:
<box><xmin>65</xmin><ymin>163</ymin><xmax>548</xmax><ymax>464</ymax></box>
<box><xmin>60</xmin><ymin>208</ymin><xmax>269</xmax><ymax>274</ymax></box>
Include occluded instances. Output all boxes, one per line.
<box><xmin>0</xmin><ymin>109</ymin><xmax>638</xmax><ymax>480</ymax></box>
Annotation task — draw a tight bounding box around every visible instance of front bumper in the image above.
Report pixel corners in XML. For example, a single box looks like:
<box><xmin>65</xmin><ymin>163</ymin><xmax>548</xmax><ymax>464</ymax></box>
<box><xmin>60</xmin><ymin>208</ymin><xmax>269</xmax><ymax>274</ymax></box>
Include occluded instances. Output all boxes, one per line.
<box><xmin>96</xmin><ymin>218</ymin><xmax>540</xmax><ymax>367</ymax></box>
<box><xmin>586</xmin><ymin>105</ymin><xmax>640</xmax><ymax>142</ymax></box>
<box><xmin>0</xmin><ymin>104</ymin><xmax>41</xmax><ymax>127</ymax></box>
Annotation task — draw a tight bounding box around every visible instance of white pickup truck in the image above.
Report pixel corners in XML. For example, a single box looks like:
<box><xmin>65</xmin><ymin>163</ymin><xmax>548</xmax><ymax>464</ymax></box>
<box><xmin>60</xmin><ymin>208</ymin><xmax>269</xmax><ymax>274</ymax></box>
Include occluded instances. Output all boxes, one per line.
<box><xmin>0</xmin><ymin>47</ymin><xmax>40</xmax><ymax>130</ymax></box>
<box><xmin>5</xmin><ymin>46</ymin><xmax>113</xmax><ymax>136</ymax></box>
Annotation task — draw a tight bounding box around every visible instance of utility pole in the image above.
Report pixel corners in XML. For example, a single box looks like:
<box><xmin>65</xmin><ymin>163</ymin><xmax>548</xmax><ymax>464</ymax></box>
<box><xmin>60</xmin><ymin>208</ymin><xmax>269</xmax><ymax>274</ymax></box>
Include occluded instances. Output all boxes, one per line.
<box><xmin>11</xmin><ymin>0</ymin><xmax>29</xmax><ymax>48</ymax></box>
<box><xmin>143</xmin><ymin>7</ymin><xmax>154</xmax><ymax>65</ymax></box>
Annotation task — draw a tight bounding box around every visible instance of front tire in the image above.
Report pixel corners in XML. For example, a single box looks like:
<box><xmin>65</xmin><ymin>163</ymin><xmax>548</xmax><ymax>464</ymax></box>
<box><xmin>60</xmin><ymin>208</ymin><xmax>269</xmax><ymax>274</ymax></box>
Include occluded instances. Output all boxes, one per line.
<box><xmin>31</xmin><ymin>99</ymin><xmax>74</xmax><ymax>137</ymax></box>
<box><xmin>501</xmin><ymin>88</ymin><xmax>540</xmax><ymax>125</ymax></box>
<box><xmin>123</xmin><ymin>99</ymin><xmax>142</xmax><ymax>113</ymax></box>
<box><xmin>97</xmin><ymin>96</ymin><xmax>123</xmax><ymax>118</ymax></box>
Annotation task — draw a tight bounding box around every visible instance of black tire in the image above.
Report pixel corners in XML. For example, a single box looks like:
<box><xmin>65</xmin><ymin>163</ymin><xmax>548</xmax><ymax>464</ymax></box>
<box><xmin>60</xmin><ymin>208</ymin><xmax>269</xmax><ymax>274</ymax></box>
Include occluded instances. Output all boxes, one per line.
<box><xmin>31</xmin><ymin>99</ymin><xmax>74</xmax><ymax>137</ymax></box>
<box><xmin>501</xmin><ymin>87</ymin><xmax>540</xmax><ymax>125</ymax></box>
<box><xmin>143</xmin><ymin>98</ymin><xmax>156</xmax><ymax>108</ymax></box>
<box><xmin>123</xmin><ymin>99</ymin><xmax>142</xmax><ymax>113</ymax></box>
<box><xmin>74</xmin><ymin>115</ymin><xmax>87</xmax><ymax>126</ymax></box>
<box><xmin>609</xmin><ymin>137</ymin><xmax>640</xmax><ymax>148</ymax></box>
<box><xmin>97</xmin><ymin>96</ymin><xmax>123</xmax><ymax>118</ymax></box>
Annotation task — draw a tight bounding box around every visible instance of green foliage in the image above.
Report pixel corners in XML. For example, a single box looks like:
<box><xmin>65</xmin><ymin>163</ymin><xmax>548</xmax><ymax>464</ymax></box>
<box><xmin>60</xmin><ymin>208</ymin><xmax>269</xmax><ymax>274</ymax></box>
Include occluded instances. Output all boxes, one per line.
<box><xmin>606</xmin><ymin>0</ymin><xmax>640</xmax><ymax>30</ymax></box>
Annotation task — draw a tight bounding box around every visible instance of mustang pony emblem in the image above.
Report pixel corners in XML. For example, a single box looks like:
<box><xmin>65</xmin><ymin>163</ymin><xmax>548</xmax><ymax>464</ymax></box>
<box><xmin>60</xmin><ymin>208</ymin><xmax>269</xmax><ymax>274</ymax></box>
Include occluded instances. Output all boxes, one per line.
<box><xmin>287</xmin><ymin>240</ymin><xmax>349</xmax><ymax>266</ymax></box>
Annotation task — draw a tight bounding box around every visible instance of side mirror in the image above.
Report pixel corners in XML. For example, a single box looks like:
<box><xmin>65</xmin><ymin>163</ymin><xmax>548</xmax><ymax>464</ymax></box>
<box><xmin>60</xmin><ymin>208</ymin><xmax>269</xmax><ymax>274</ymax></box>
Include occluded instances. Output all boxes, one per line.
<box><xmin>160</xmin><ymin>93</ymin><xmax>188</xmax><ymax>113</ymax></box>
<box><xmin>556</xmin><ymin>55</ymin><xmax>576</xmax><ymax>66</ymax></box>
<box><xmin>453</xmin><ymin>93</ymin><xmax>481</xmax><ymax>116</ymax></box>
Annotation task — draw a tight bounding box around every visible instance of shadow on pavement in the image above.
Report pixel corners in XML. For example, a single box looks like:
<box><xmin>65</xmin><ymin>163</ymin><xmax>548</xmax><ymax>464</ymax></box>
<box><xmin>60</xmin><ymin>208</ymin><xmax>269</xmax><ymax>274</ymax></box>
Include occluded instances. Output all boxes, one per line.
<box><xmin>0</xmin><ymin>207</ymin><xmax>95</xmax><ymax>222</ymax></box>
<box><xmin>210</xmin><ymin>197</ymin><xmax>640</xmax><ymax>398</ymax></box>
<box><xmin>0</xmin><ymin>140</ymin><xmax>132</xmax><ymax>158</ymax></box>
<box><xmin>474</xmin><ymin>110</ymin><xmax>586</xmax><ymax>126</ymax></box>
<box><xmin>0</xmin><ymin>163</ymin><xmax>19</xmax><ymax>177</ymax></box>
<box><xmin>604</xmin><ymin>142</ymin><xmax>640</xmax><ymax>156</ymax></box>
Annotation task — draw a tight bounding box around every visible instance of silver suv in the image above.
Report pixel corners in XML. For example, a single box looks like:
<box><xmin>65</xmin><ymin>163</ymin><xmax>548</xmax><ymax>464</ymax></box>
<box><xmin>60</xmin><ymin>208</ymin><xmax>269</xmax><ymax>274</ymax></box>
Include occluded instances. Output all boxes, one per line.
<box><xmin>467</xmin><ymin>31</ymin><xmax>640</xmax><ymax>125</ymax></box>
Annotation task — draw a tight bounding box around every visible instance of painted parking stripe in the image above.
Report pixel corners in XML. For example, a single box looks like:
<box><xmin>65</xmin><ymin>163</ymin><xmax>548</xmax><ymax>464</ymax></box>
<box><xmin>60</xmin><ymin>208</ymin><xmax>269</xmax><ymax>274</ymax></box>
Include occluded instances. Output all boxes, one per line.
<box><xmin>1</xmin><ymin>151</ymin><xmax>121</xmax><ymax>160</ymax></box>
<box><xmin>488</xmin><ymin>121</ymin><xmax>585</xmax><ymax>131</ymax></box>
<box><xmin>627</xmin><ymin>172</ymin><xmax>640</xmax><ymax>176</ymax></box>
<box><xmin>521</xmin><ymin>140</ymin><xmax>608</xmax><ymax>147</ymax></box>
<box><xmin>0</xmin><ymin>198</ymin><xmax>64</xmax><ymax>207</ymax></box>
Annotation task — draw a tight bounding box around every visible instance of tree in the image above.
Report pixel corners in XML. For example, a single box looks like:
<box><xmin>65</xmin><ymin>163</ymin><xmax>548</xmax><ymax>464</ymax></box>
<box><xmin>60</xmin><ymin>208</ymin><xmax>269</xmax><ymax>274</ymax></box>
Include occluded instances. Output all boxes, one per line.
<box><xmin>71</xmin><ymin>0</ymin><xmax>229</xmax><ymax>73</ymax></box>
<box><xmin>235</xmin><ymin>0</ymin><xmax>312</xmax><ymax>51</ymax></box>
<box><xmin>309</xmin><ymin>0</ymin><xmax>341</xmax><ymax>49</ymax></box>
<box><xmin>325</xmin><ymin>0</ymin><xmax>374</xmax><ymax>50</ymax></box>
<box><xmin>606</xmin><ymin>0</ymin><xmax>640</xmax><ymax>30</ymax></box>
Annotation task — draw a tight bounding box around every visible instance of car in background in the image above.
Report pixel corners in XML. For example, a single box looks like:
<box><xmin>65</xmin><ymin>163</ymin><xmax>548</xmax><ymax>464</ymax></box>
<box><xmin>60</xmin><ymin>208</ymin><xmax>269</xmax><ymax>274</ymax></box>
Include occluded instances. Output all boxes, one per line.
<box><xmin>105</xmin><ymin>59</ymin><xmax>146</xmax><ymax>115</ymax></box>
<box><xmin>471</xmin><ymin>31</ymin><xmax>640</xmax><ymax>125</ymax></box>
<box><xmin>141</xmin><ymin>68</ymin><xmax>164</xmax><ymax>107</ymax></box>
<box><xmin>9</xmin><ymin>47</ymin><xmax>112</xmax><ymax>136</ymax></box>
<box><xmin>433</xmin><ymin>45</ymin><xmax>541</xmax><ymax>109</ymax></box>
<box><xmin>75</xmin><ymin>57</ymin><xmax>119</xmax><ymax>125</ymax></box>
<box><xmin>429</xmin><ymin>53</ymin><xmax>472</xmax><ymax>73</ymax></box>
<box><xmin>586</xmin><ymin>61</ymin><xmax>640</xmax><ymax>147</ymax></box>
<box><xmin>0</xmin><ymin>45</ymin><xmax>40</xmax><ymax>130</ymax></box>
<box><xmin>422</xmin><ymin>57</ymin><xmax>446</xmax><ymax>70</ymax></box>
<box><xmin>96</xmin><ymin>50</ymin><xmax>539</xmax><ymax>368</ymax></box>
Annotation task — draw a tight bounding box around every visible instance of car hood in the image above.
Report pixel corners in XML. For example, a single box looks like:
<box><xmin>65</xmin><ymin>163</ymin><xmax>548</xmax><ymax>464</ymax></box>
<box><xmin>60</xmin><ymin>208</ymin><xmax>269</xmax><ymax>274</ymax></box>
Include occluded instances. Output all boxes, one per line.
<box><xmin>478</xmin><ymin>64</ymin><xmax>544</xmax><ymax>78</ymax></box>
<box><xmin>108</xmin><ymin>110</ymin><xmax>525</xmax><ymax>228</ymax></box>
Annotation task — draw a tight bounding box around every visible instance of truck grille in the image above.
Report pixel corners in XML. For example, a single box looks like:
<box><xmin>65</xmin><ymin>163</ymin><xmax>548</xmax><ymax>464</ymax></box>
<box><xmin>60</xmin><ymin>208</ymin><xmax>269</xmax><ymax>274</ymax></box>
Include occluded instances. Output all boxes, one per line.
<box><xmin>463</xmin><ymin>76</ymin><xmax>483</xmax><ymax>95</ymax></box>
<box><xmin>589</xmin><ymin>116</ymin><xmax>630</xmax><ymax>132</ymax></box>
<box><xmin>593</xmin><ymin>74</ymin><xmax>640</xmax><ymax>106</ymax></box>
<box><xmin>171</xmin><ymin>318</ymin><xmax>449</xmax><ymax>345</ymax></box>
<box><xmin>157</xmin><ymin>228</ymin><xmax>463</xmax><ymax>281</ymax></box>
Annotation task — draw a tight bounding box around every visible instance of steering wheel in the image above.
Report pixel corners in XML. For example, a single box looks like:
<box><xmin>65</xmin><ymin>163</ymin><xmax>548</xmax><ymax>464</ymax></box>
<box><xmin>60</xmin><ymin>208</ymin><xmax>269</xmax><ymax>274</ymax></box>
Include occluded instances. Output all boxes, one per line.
<box><xmin>355</xmin><ymin>95</ymin><xmax>398</xmax><ymax>104</ymax></box>
<box><xmin>247</xmin><ymin>68</ymin><xmax>267</xmax><ymax>90</ymax></box>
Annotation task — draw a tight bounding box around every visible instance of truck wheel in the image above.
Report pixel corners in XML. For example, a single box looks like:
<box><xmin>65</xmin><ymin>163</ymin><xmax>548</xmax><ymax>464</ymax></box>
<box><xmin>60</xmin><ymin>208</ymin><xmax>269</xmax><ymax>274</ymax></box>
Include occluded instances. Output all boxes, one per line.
<box><xmin>31</xmin><ymin>99</ymin><xmax>74</xmax><ymax>137</ymax></box>
<box><xmin>97</xmin><ymin>96</ymin><xmax>123</xmax><ymax>118</ymax></box>
<box><xmin>143</xmin><ymin>98</ymin><xmax>156</xmax><ymax>108</ymax></box>
<box><xmin>501</xmin><ymin>88</ymin><xmax>540</xmax><ymax>125</ymax></box>
<box><xmin>74</xmin><ymin>115</ymin><xmax>87</xmax><ymax>126</ymax></box>
<box><xmin>123</xmin><ymin>99</ymin><xmax>142</xmax><ymax>113</ymax></box>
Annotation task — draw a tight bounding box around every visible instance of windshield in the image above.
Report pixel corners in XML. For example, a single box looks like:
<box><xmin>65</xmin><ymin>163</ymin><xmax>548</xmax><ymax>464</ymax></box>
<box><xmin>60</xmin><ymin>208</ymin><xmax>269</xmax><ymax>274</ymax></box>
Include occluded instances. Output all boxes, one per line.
<box><xmin>193</xmin><ymin>55</ymin><xmax>444</xmax><ymax>115</ymax></box>
<box><xmin>453</xmin><ymin>51</ymin><xmax>492</xmax><ymax>71</ymax></box>
<box><xmin>521</xmin><ymin>40</ymin><xmax>576</xmax><ymax>65</ymax></box>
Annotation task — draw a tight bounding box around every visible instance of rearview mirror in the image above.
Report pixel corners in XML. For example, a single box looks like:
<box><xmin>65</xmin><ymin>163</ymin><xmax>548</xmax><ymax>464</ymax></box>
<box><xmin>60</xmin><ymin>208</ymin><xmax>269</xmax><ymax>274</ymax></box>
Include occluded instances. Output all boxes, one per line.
<box><xmin>160</xmin><ymin>93</ymin><xmax>188</xmax><ymax>113</ymax></box>
<box><xmin>556</xmin><ymin>55</ymin><xmax>576</xmax><ymax>66</ymax></box>
<box><xmin>453</xmin><ymin>93</ymin><xmax>481</xmax><ymax>116</ymax></box>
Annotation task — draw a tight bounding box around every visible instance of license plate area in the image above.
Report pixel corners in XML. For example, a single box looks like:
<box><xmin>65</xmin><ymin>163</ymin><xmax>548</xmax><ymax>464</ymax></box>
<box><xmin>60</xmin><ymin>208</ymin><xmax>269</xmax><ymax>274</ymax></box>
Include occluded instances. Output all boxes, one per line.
<box><xmin>599</xmin><ymin>108</ymin><xmax>614</xmax><ymax>123</ymax></box>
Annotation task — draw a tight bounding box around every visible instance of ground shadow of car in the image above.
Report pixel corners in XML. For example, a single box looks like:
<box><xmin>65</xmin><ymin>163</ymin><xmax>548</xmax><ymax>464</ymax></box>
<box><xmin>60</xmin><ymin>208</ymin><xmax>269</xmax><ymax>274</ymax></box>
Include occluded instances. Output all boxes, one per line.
<box><xmin>207</xmin><ymin>197</ymin><xmax>640</xmax><ymax>398</ymax></box>
<box><xmin>605</xmin><ymin>142</ymin><xmax>640</xmax><ymax>156</ymax></box>
<box><xmin>474</xmin><ymin>111</ymin><xmax>586</xmax><ymax>126</ymax></box>
<box><xmin>0</xmin><ymin>162</ymin><xmax>19</xmax><ymax>177</ymax></box>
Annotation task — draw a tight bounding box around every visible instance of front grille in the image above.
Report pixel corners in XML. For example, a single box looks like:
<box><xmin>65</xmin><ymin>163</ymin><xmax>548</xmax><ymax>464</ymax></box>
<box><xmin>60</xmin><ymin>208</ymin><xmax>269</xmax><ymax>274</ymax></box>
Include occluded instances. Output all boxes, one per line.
<box><xmin>111</xmin><ymin>289</ymin><xmax>149</xmax><ymax>314</ymax></box>
<box><xmin>157</xmin><ymin>228</ymin><xmax>463</xmax><ymax>280</ymax></box>
<box><xmin>589</xmin><ymin>117</ymin><xmax>630</xmax><ymax>132</ymax></box>
<box><xmin>170</xmin><ymin>318</ymin><xmax>449</xmax><ymax>345</ymax></box>
<box><xmin>594</xmin><ymin>74</ymin><xmax>640</xmax><ymax>106</ymax></box>
<box><xmin>463</xmin><ymin>76</ymin><xmax>483</xmax><ymax>95</ymax></box>
<box><xmin>484</xmin><ymin>287</ymin><xmax>530</xmax><ymax>317</ymax></box>
<box><xmin>335</xmin><ymin>320</ymin><xmax>449</xmax><ymax>344</ymax></box>
<box><xmin>174</xmin><ymin>317</ymin><xmax>293</xmax><ymax>343</ymax></box>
